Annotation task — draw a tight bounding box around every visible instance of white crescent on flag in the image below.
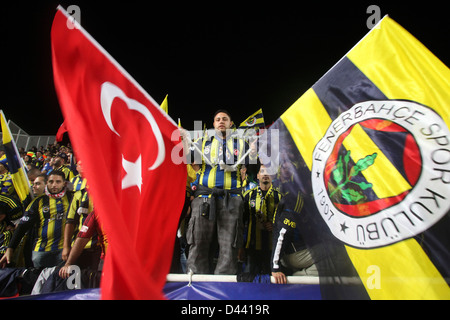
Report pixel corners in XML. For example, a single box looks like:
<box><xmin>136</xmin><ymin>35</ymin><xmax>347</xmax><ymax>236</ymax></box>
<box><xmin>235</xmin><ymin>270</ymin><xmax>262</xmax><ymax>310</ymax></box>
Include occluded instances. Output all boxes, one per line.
<box><xmin>100</xmin><ymin>81</ymin><xmax>165</xmax><ymax>171</ymax></box>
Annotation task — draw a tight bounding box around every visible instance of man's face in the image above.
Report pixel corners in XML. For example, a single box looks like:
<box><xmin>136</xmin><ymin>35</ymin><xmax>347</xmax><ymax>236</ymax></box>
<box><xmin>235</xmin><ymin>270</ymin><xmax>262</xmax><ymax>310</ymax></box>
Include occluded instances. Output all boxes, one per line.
<box><xmin>32</xmin><ymin>176</ymin><xmax>46</xmax><ymax>196</ymax></box>
<box><xmin>47</xmin><ymin>174</ymin><xmax>66</xmax><ymax>194</ymax></box>
<box><xmin>76</xmin><ymin>160</ymin><xmax>83</xmax><ymax>176</ymax></box>
<box><xmin>213</xmin><ymin>112</ymin><xmax>233</xmax><ymax>136</ymax></box>
<box><xmin>257</xmin><ymin>165</ymin><xmax>272</xmax><ymax>186</ymax></box>
<box><xmin>280</xmin><ymin>161</ymin><xmax>294</xmax><ymax>182</ymax></box>
<box><xmin>53</xmin><ymin>156</ymin><xmax>62</xmax><ymax>167</ymax></box>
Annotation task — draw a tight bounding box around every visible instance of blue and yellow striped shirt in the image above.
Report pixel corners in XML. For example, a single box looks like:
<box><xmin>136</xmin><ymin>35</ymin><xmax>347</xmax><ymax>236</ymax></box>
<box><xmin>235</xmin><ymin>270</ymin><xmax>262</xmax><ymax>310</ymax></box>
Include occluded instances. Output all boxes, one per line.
<box><xmin>66</xmin><ymin>189</ymin><xmax>95</xmax><ymax>248</ymax></box>
<box><xmin>0</xmin><ymin>173</ymin><xmax>15</xmax><ymax>197</ymax></box>
<box><xmin>70</xmin><ymin>175</ymin><xmax>87</xmax><ymax>192</ymax></box>
<box><xmin>191</xmin><ymin>134</ymin><xmax>251</xmax><ymax>190</ymax></box>
<box><xmin>12</xmin><ymin>193</ymin><xmax>72</xmax><ymax>252</ymax></box>
<box><xmin>243</xmin><ymin>185</ymin><xmax>282</xmax><ymax>250</ymax></box>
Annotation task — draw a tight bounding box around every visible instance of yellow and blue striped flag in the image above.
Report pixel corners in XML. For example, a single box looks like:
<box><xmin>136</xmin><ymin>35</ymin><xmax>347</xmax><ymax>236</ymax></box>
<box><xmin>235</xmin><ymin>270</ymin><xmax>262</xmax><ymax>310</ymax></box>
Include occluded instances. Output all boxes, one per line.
<box><xmin>239</xmin><ymin>108</ymin><xmax>265</xmax><ymax>129</ymax></box>
<box><xmin>264</xmin><ymin>16</ymin><xmax>450</xmax><ymax>299</ymax></box>
<box><xmin>0</xmin><ymin>111</ymin><xmax>32</xmax><ymax>207</ymax></box>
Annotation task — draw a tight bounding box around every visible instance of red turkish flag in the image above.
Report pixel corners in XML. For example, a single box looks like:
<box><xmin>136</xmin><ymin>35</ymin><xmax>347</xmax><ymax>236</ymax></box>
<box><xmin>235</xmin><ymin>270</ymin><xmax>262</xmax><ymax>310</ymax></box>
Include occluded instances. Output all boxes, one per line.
<box><xmin>55</xmin><ymin>121</ymin><xmax>67</xmax><ymax>142</ymax></box>
<box><xmin>51</xmin><ymin>7</ymin><xmax>186</xmax><ymax>299</ymax></box>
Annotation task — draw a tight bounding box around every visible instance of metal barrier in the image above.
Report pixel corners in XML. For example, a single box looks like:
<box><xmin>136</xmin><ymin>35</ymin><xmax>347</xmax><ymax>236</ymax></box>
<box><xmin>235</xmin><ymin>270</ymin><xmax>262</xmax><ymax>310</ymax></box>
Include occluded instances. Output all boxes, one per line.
<box><xmin>166</xmin><ymin>273</ymin><xmax>321</xmax><ymax>285</ymax></box>
<box><xmin>0</xmin><ymin>120</ymin><xmax>56</xmax><ymax>150</ymax></box>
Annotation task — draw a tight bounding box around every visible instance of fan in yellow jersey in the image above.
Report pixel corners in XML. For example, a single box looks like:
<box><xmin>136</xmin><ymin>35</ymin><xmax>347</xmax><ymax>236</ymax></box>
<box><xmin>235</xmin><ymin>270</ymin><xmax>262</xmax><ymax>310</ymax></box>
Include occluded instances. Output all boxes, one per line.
<box><xmin>0</xmin><ymin>194</ymin><xmax>23</xmax><ymax>257</ymax></box>
<box><xmin>0</xmin><ymin>157</ymin><xmax>17</xmax><ymax>198</ymax></box>
<box><xmin>242</xmin><ymin>164</ymin><xmax>282</xmax><ymax>275</ymax></box>
<box><xmin>53</xmin><ymin>152</ymin><xmax>75</xmax><ymax>181</ymax></box>
<box><xmin>0</xmin><ymin>170</ymin><xmax>73</xmax><ymax>268</ymax></box>
<box><xmin>63</xmin><ymin>159</ymin><xmax>98</xmax><ymax>269</ymax></box>
<box><xmin>186</xmin><ymin>109</ymin><xmax>257</xmax><ymax>275</ymax></box>
<box><xmin>63</xmin><ymin>188</ymin><xmax>100</xmax><ymax>270</ymax></box>
<box><xmin>70</xmin><ymin>160</ymin><xmax>88</xmax><ymax>192</ymax></box>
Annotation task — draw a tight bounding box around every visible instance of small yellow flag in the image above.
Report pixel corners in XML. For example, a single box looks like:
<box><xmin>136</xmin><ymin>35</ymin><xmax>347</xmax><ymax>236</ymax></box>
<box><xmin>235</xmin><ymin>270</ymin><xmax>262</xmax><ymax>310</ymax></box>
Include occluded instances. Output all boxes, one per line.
<box><xmin>160</xmin><ymin>94</ymin><xmax>168</xmax><ymax>114</ymax></box>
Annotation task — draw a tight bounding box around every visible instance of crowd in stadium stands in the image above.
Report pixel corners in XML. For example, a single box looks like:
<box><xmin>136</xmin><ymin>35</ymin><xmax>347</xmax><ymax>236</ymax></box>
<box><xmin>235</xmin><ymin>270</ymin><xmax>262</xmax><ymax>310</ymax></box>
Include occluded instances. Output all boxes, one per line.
<box><xmin>0</xmin><ymin>110</ymin><xmax>316</xmax><ymax>296</ymax></box>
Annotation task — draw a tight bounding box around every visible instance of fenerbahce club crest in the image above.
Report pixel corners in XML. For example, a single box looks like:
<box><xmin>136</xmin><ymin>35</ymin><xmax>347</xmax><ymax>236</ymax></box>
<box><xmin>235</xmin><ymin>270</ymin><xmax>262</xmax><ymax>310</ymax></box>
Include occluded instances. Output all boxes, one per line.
<box><xmin>311</xmin><ymin>100</ymin><xmax>450</xmax><ymax>249</ymax></box>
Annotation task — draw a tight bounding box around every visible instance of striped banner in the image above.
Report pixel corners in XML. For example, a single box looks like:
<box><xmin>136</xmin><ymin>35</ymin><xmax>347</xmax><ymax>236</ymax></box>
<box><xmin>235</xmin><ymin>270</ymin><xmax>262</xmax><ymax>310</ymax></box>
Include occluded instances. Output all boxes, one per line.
<box><xmin>0</xmin><ymin>111</ymin><xmax>32</xmax><ymax>206</ymax></box>
<box><xmin>239</xmin><ymin>108</ymin><xmax>265</xmax><ymax>129</ymax></box>
<box><xmin>267</xmin><ymin>17</ymin><xmax>450</xmax><ymax>299</ymax></box>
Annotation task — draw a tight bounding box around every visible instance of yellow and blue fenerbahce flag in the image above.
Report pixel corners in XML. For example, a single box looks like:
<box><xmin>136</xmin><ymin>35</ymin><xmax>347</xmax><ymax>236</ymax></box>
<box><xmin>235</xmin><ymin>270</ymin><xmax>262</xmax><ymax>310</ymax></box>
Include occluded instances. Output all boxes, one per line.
<box><xmin>239</xmin><ymin>108</ymin><xmax>265</xmax><ymax>129</ymax></box>
<box><xmin>0</xmin><ymin>111</ymin><xmax>32</xmax><ymax>206</ymax></box>
<box><xmin>264</xmin><ymin>16</ymin><xmax>450</xmax><ymax>299</ymax></box>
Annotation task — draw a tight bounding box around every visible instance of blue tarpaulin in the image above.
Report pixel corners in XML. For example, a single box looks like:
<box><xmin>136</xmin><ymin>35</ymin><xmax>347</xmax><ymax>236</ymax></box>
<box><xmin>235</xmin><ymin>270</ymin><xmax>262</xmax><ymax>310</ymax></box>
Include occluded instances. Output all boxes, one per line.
<box><xmin>12</xmin><ymin>281</ymin><xmax>321</xmax><ymax>300</ymax></box>
<box><xmin>164</xmin><ymin>282</ymin><xmax>321</xmax><ymax>300</ymax></box>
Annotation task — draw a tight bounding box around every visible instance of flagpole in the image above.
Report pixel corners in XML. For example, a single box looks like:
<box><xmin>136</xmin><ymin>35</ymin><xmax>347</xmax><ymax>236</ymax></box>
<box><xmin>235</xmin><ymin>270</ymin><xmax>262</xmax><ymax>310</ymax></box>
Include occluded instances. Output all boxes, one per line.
<box><xmin>180</xmin><ymin>126</ymin><xmax>259</xmax><ymax>170</ymax></box>
<box><xmin>178</xmin><ymin>127</ymin><xmax>215</xmax><ymax>167</ymax></box>
<box><xmin>231</xmin><ymin>136</ymin><xmax>259</xmax><ymax>170</ymax></box>
<box><xmin>185</xmin><ymin>135</ymin><xmax>215</xmax><ymax>167</ymax></box>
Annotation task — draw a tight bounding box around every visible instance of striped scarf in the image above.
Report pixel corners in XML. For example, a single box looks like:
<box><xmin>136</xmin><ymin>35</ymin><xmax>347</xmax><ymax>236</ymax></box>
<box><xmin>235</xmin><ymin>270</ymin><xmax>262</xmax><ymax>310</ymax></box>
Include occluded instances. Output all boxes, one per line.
<box><xmin>45</xmin><ymin>186</ymin><xmax>66</xmax><ymax>199</ymax></box>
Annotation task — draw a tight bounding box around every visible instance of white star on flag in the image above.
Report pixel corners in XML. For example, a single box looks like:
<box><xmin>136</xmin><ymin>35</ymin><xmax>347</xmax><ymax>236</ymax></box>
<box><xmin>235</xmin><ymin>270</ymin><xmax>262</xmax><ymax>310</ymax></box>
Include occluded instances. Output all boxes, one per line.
<box><xmin>121</xmin><ymin>155</ymin><xmax>142</xmax><ymax>192</ymax></box>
